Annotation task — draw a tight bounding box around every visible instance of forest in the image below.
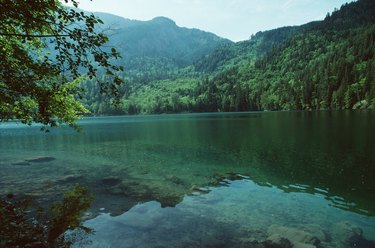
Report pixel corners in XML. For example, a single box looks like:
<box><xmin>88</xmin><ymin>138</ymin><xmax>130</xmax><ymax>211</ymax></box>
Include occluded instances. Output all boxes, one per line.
<box><xmin>1</xmin><ymin>1</ymin><xmax>375</xmax><ymax>247</ymax></box>
<box><xmin>80</xmin><ymin>0</ymin><xmax>375</xmax><ymax>115</ymax></box>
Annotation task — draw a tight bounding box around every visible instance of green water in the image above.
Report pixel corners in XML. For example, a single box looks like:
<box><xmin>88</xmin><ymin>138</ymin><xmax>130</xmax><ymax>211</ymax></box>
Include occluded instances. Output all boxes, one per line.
<box><xmin>1</xmin><ymin>111</ymin><xmax>375</xmax><ymax>247</ymax></box>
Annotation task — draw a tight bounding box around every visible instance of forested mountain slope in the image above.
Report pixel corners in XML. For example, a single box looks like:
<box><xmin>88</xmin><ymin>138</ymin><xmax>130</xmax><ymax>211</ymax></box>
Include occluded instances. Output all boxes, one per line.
<box><xmin>95</xmin><ymin>14</ymin><xmax>231</xmax><ymax>67</ymax></box>
<box><xmin>194</xmin><ymin>26</ymin><xmax>301</xmax><ymax>73</ymax></box>
<box><xmin>203</xmin><ymin>0</ymin><xmax>375</xmax><ymax>111</ymax></box>
<box><xmin>82</xmin><ymin>0</ymin><xmax>375</xmax><ymax>115</ymax></box>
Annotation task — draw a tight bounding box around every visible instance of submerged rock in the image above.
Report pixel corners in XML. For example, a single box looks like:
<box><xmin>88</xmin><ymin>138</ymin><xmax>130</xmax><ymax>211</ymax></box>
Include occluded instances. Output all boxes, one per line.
<box><xmin>5</xmin><ymin>193</ymin><xmax>15</xmax><ymax>199</ymax></box>
<box><xmin>190</xmin><ymin>185</ymin><xmax>211</xmax><ymax>194</ymax></box>
<box><xmin>158</xmin><ymin>194</ymin><xmax>183</xmax><ymax>208</ymax></box>
<box><xmin>11</xmin><ymin>161</ymin><xmax>31</xmax><ymax>166</ymax></box>
<box><xmin>240</xmin><ymin>238</ymin><xmax>292</xmax><ymax>248</ymax></box>
<box><xmin>165</xmin><ymin>175</ymin><xmax>184</xmax><ymax>185</ymax></box>
<box><xmin>299</xmin><ymin>224</ymin><xmax>327</xmax><ymax>242</ymax></box>
<box><xmin>57</xmin><ymin>174</ymin><xmax>84</xmax><ymax>183</ymax></box>
<box><xmin>25</xmin><ymin>156</ymin><xmax>56</xmax><ymax>163</ymax></box>
<box><xmin>105</xmin><ymin>183</ymin><xmax>129</xmax><ymax>196</ymax></box>
<box><xmin>267</xmin><ymin>225</ymin><xmax>321</xmax><ymax>247</ymax></box>
<box><xmin>333</xmin><ymin>221</ymin><xmax>375</xmax><ymax>248</ymax></box>
<box><xmin>101</xmin><ymin>176</ymin><xmax>121</xmax><ymax>186</ymax></box>
<box><xmin>12</xmin><ymin>157</ymin><xmax>56</xmax><ymax>165</ymax></box>
<box><xmin>263</xmin><ymin>234</ymin><xmax>293</xmax><ymax>248</ymax></box>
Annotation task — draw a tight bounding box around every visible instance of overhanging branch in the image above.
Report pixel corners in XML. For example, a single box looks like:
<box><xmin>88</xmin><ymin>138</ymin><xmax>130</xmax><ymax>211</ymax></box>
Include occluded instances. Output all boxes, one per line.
<box><xmin>0</xmin><ymin>33</ymin><xmax>70</xmax><ymax>38</ymax></box>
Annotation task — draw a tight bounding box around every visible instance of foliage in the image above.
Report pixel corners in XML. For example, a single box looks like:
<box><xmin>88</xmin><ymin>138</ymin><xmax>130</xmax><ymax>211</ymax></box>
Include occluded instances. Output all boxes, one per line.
<box><xmin>0</xmin><ymin>185</ymin><xmax>93</xmax><ymax>248</ymax></box>
<box><xmin>194</xmin><ymin>26</ymin><xmax>300</xmax><ymax>73</ymax></box>
<box><xmin>82</xmin><ymin>0</ymin><xmax>375</xmax><ymax>115</ymax></box>
<box><xmin>0</xmin><ymin>0</ymin><xmax>123</xmax><ymax>128</ymax></box>
<box><xmin>0</xmin><ymin>197</ymin><xmax>46</xmax><ymax>247</ymax></box>
<box><xmin>48</xmin><ymin>185</ymin><xmax>94</xmax><ymax>247</ymax></box>
<box><xmin>2</xmin><ymin>0</ymin><xmax>374</xmax><ymax>121</ymax></box>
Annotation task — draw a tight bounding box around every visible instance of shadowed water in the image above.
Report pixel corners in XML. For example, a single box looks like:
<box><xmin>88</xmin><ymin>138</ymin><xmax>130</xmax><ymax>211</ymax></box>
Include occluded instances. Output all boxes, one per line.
<box><xmin>0</xmin><ymin>111</ymin><xmax>374</xmax><ymax>247</ymax></box>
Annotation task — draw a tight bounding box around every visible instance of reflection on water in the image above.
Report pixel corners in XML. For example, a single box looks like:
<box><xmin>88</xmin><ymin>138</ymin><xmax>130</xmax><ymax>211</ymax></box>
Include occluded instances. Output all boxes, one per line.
<box><xmin>1</xmin><ymin>111</ymin><xmax>375</xmax><ymax>246</ymax></box>
<box><xmin>81</xmin><ymin>178</ymin><xmax>375</xmax><ymax>248</ymax></box>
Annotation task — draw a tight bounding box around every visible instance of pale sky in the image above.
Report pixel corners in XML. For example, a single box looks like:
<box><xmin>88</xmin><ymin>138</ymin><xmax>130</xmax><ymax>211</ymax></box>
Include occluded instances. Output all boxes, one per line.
<box><xmin>71</xmin><ymin>0</ymin><xmax>352</xmax><ymax>41</ymax></box>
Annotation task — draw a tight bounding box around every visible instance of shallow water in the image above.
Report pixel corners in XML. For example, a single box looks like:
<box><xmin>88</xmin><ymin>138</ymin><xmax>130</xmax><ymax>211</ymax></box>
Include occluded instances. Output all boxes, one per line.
<box><xmin>80</xmin><ymin>179</ymin><xmax>375</xmax><ymax>248</ymax></box>
<box><xmin>1</xmin><ymin>111</ymin><xmax>375</xmax><ymax>247</ymax></box>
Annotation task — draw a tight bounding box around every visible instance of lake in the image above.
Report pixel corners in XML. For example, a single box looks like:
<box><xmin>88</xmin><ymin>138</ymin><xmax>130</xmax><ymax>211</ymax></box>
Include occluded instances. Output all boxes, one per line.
<box><xmin>1</xmin><ymin>111</ymin><xmax>375</xmax><ymax>247</ymax></box>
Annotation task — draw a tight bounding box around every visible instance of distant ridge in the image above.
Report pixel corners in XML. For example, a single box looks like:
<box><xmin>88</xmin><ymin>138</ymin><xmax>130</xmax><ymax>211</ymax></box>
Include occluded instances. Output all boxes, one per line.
<box><xmin>92</xmin><ymin>12</ymin><xmax>232</xmax><ymax>67</ymax></box>
<box><xmin>81</xmin><ymin>0</ymin><xmax>375</xmax><ymax>114</ymax></box>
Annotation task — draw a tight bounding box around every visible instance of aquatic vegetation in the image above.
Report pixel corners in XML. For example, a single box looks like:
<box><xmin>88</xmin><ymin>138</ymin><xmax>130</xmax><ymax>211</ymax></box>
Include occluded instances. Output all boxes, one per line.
<box><xmin>0</xmin><ymin>185</ymin><xmax>93</xmax><ymax>248</ymax></box>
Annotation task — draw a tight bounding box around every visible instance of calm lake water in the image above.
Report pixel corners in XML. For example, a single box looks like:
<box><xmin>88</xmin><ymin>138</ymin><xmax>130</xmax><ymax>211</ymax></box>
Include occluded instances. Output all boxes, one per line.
<box><xmin>1</xmin><ymin>111</ymin><xmax>375</xmax><ymax>247</ymax></box>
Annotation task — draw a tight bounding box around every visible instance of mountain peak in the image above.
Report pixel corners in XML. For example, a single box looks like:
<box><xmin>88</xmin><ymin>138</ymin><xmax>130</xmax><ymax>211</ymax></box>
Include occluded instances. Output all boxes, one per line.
<box><xmin>151</xmin><ymin>16</ymin><xmax>176</xmax><ymax>26</ymax></box>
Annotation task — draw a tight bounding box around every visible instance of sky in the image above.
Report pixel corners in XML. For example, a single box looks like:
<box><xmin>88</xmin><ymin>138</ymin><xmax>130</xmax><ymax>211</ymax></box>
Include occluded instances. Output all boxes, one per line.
<box><xmin>70</xmin><ymin>0</ymin><xmax>352</xmax><ymax>41</ymax></box>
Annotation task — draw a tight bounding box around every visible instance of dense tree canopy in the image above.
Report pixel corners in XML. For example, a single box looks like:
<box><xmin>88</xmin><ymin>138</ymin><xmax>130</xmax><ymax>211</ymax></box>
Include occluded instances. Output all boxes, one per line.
<box><xmin>80</xmin><ymin>0</ymin><xmax>375</xmax><ymax>115</ymax></box>
<box><xmin>0</xmin><ymin>0</ymin><xmax>123</xmax><ymax>128</ymax></box>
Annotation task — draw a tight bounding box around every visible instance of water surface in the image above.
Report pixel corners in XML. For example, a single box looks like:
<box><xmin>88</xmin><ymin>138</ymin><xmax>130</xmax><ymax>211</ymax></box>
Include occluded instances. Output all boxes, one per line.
<box><xmin>1</xmin><ymin>111</ymin><xmax>374</xmax><ymax>247</ymax></box>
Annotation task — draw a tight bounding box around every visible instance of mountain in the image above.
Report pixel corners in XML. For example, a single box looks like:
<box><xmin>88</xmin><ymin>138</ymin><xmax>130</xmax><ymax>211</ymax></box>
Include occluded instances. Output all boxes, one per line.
<box><xmin>199</xmin><ymin>0</ymin><xmax>375</xmax><ymax>111</ymax></box>
<box><xmin>94</xmin><ymin>13</ymin><xmax>232</xmax><ymax>67</ymax></box>
<box><xmin>81</xmin><ymin>0</ymin><xmax>375</xmax><ymax>115</ymax></box>
<box><xmin>194</xmin><ymin>26</ymin><xmax>301</xmax><ymax>73</ymax></box>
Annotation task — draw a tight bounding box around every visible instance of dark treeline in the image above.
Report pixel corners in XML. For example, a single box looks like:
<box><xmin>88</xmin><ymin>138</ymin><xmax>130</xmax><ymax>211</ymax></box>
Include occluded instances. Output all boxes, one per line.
<box><xmin>81</xmin><ymin>0</ymin><xmax>375</xmax><ymax>115</ymax></box>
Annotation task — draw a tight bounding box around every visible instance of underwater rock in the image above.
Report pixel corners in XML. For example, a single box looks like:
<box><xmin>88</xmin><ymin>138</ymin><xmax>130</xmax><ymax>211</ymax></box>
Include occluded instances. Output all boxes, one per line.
<box><xmin>238</xmin><ymin>240</ymin><xmax>263</xmax><ymax>248</ymax></box>
<box><xmin>25</xmin><ymin>156</ymin><xmax>56</xmax><ymax>163</ymax></box>
<box><xmin>106</xmin><ymin>186</ymin><xmax>123</xmax><ymax>195</ymax></box>
<box><xmin>57</xmin><ymin>174</ymin><xmax>84</xmax><ymax>183</ymax></box>
<box><xmin>106</xmin><ymin>184</ymin><xmax>128</xmax><ymax>196</ymax></box>
<box><xmin>292</xmin><ymin>243</ymin><xmax>316</xmax><ymax>248</ymax></box>
<box><xmin>298</xmin><ymin>224</ymin><xmax>327</xmax><ymax>242</ymax></box>
<box><xmin>241</xmin><ymin>238</ymin><xmax>293</xmax><ymax>248</ymax></box>
<box><xmin>131</xmin><ymin>184</ymin><xmax>154</xmax><ymax>199</ymax></box>
<box><xmin>11</xmin><ymin>161</ymin><xmax>31</xmax><ymax>166</ymax></box>
<box><xmin>101</xmin><ymin>176</ymin><xmax>121</xmax><ymax>186</ymax></box>
<box><xmin>333</xmin><ymin>221</ymin><xmax>375</xmax><ymax>248</ymax></box>
<box><xmin>334</xmin><ymin>221</ymin><xmax>362</xmax><ymax>238</ymax></box>
<box><xmin>190</xmin><ymin>185</ymin><xmax>211</xmax><ymax>194</ymax></box>
<box><xmin>267</xmin><ymin>225</ymin><xmax>321</xmax><ymax>247</ymax></box>
<box><xmin>82</xmin><ymin>211</ymin><xmax>94</xmax><ymax>221</ymax></box>
<box><xmin>226</xmin><ymin>172</ymin><xmax>250</xmax><ymax>181</ymax></box>
<box><xmin>263</xmin><ymin>234</ymin><xmax>293</xmax><ymax>248</ymax></box>
<box><xmin>24</xmin><ymin>192</ymin><xmax>44</xmax><ymax>198</ymax></box>
<box><xmin>165</xmin><ymin>175</ymin><xmax>184</xmax><ymax>185</ymax></box>
<box><xmin>158</xmin><ymin>194</ymin><xmax>183</xmax><ymax>208</ymax></box>
<box><xmin>6</xmin><ymin>193</ymin><xmax>15</xmax><ymax>199</ymax></box>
